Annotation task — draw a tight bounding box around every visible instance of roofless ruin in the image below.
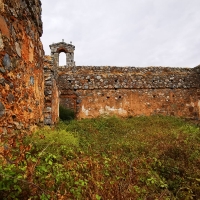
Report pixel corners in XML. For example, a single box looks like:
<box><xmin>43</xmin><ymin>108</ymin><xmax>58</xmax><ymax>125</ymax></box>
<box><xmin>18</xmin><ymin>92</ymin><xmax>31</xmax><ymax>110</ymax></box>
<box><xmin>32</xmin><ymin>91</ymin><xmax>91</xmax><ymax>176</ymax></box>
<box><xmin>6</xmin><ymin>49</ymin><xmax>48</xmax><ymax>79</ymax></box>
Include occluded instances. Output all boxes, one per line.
<box><xmin>0</xmin><ymin>0</ymin><xmax>200</xmax><ymax>133</ymax></box>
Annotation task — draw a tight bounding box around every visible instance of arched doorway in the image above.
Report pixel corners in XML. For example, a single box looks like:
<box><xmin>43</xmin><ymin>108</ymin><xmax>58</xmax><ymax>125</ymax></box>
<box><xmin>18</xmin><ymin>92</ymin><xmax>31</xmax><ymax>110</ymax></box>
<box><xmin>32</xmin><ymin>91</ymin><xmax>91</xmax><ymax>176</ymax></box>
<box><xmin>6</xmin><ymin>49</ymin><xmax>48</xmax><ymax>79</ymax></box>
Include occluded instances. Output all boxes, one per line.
<box><xmin>59</xmin><ymin>52</ymin><xmax>66</xmax><ymax>66</ymax></box>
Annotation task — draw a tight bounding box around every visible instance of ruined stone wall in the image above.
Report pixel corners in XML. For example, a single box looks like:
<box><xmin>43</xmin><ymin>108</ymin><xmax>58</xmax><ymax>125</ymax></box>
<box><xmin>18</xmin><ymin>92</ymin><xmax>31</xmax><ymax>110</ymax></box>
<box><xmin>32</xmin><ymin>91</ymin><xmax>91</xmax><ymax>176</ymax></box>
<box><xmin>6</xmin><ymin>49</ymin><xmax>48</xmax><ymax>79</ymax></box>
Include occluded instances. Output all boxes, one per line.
<box><xmin>50</xmin><ymin>42</ymin><xmax>75</xmax><ymax>67</ymax></box>
<box><xmin>0</xmin><ymin>0</ymin><xmax>44</xmax><ymax>134</ymax></box>
<box><xmin>58</xmin><ymin>66</ymin><xmax>200</xmax><ymax>119</ymax></box>
<box><xmin>44</xmin><ymin>56</ymin><xmax>59</xmax><ymax>125</ymax></box>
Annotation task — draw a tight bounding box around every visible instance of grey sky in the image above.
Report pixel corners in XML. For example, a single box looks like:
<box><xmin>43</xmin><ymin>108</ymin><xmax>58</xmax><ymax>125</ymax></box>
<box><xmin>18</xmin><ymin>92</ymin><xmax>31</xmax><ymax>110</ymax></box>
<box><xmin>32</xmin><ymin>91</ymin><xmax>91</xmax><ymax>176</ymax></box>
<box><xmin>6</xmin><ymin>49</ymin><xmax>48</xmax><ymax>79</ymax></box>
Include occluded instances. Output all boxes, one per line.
<box><xmin>41</xmin><ymin>0</ymin><xmax>200</xmax><ymax>67</ymax></box>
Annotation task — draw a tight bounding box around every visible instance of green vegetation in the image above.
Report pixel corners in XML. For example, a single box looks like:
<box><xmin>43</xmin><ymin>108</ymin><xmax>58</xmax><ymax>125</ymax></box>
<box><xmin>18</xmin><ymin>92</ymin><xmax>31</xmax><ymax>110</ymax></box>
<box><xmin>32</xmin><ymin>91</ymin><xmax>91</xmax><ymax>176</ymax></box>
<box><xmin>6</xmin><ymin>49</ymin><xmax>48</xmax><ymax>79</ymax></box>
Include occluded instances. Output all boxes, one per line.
<box><xmin>59</xmin><ymin>105</ymin><xmax>75</xmax><ymax>121</ymax></box>
<box><xmin>0</xmin><ymin>115</ymin><xmax>200</xmax><ymax>199</ymax></box>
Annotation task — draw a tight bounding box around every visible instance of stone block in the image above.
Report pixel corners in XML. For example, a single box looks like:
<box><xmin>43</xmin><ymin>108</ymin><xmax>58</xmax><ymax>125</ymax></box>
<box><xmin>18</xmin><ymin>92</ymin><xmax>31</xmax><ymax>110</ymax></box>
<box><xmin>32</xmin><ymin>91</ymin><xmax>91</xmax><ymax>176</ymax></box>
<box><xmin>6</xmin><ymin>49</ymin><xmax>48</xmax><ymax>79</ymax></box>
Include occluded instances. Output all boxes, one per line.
<box><xmin>0</xmin><ymin>102</ymin><xmax>5</xmax><ymax>117</ymax></box>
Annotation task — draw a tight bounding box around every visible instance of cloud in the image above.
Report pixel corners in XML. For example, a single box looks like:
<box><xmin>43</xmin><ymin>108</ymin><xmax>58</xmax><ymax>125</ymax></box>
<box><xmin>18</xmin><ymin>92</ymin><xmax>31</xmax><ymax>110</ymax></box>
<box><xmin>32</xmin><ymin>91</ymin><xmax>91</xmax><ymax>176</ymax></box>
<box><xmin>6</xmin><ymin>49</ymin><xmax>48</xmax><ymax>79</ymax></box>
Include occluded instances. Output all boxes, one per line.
<box><xmin>41</xmin><ymin>0</ymin><xmax>200</xmax><ymax>67</ymax></box>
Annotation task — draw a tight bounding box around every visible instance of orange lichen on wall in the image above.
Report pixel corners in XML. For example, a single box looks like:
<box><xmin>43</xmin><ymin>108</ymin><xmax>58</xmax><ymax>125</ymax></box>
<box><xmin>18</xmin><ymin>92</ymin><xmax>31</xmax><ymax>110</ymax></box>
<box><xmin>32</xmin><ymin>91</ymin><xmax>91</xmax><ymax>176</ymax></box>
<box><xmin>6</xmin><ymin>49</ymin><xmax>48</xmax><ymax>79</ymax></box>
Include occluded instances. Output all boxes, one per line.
<box><xmin>0</xmin><ymin>0</ymin><xmax>44</xmax><ymax>134</ymax></box>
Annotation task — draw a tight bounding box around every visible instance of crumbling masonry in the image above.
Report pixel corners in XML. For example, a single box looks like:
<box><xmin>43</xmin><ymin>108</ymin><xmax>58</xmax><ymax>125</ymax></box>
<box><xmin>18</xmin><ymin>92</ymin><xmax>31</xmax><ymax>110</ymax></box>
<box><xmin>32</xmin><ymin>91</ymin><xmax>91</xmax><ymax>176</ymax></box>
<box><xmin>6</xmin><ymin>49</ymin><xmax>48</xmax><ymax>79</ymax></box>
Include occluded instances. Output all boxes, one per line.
<box><xmin>0</xmin><ymin>0</ymin><xmax>44</xmax><ymax>134</ymax></box>
<box><xmin>58</xmin><ymin>65</ymin><xmax>200</xmax><ymax>119</ymax></box>
<box><xmin>1</xmin><ymin>0</ymin><xmax>200</xmax><ymax>133</ymax></box>
<box><xmin>47</xmin><ymin>41</ymin><xmax>200</xmax><ymax>121</ymax></box>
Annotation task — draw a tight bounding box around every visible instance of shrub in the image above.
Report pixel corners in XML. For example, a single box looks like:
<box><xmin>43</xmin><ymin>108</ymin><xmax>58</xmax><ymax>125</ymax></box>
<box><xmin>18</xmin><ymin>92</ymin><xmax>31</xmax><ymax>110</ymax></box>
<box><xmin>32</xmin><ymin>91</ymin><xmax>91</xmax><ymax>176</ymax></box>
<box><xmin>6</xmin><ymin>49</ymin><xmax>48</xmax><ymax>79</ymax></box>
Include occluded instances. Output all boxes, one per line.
<box><xmin>59</xmin><ymin>105</ymin><xmax>75</xmax><ymax>121</ymax></box>
<box><xmin>25</xmin><ymin>126</ymin><xmax>79</xmax><ymax>157</ymax></box>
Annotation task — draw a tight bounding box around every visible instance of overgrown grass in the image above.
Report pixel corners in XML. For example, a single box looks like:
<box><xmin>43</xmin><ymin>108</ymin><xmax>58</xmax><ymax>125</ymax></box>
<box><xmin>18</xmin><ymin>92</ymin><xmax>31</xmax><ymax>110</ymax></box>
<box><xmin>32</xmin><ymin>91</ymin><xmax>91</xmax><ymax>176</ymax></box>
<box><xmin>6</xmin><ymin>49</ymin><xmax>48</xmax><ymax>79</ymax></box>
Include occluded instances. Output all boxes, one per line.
<box><xmin>59</xmin><ymin>105</ymin><xmax>75</xmax><ymax>121</ymax></box>
<box><xmin>0</xmin><ymin>115</ymin><xmax>200</xmax><ymax>199</ymax></box>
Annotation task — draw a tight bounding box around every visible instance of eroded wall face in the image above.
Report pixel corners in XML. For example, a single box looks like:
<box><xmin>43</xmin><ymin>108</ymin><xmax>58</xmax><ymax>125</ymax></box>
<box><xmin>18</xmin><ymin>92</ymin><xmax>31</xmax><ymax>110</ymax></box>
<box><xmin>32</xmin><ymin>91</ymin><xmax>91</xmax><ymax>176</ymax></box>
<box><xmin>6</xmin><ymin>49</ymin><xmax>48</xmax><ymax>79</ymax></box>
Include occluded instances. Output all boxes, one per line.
<box><xmin>68</xmin><ymin>88</ymin><xmax>200</xmax><ymax>119</ymax></box>
<box><xmin>44</xmin><ymin>56</ymin><xmax>59</xmax><ymax>125</ymax></box>
<box><xmin>58</xmin><ymin>66</ymin><xmax>200</xmax><ymax>119</ymax></box>
<box><xmin>0</xmin><ymin>0</ymin><xmax>44</xmax><ymax>134</ymax></box>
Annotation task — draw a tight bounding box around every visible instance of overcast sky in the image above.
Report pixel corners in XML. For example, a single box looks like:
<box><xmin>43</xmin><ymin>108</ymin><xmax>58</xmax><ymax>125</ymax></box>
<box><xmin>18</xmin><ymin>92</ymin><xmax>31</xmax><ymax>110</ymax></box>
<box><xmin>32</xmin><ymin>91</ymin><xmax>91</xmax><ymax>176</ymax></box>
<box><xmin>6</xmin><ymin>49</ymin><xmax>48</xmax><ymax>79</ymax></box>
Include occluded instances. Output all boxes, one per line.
<box><xmin>41</xmin><ymin>0</ymin><xmax>200</xmax><ymax>67</ymax></box>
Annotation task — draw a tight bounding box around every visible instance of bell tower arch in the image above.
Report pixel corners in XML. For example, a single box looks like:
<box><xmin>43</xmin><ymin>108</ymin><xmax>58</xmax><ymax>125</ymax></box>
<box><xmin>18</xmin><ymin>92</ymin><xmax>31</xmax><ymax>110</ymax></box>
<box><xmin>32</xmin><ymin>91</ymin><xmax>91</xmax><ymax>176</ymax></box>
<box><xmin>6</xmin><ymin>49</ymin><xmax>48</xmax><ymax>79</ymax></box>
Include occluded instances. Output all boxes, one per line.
<box><xmin>49</xmin><ymin>40</ymin><xmax>75</xmax><ymax>67</ymax></box>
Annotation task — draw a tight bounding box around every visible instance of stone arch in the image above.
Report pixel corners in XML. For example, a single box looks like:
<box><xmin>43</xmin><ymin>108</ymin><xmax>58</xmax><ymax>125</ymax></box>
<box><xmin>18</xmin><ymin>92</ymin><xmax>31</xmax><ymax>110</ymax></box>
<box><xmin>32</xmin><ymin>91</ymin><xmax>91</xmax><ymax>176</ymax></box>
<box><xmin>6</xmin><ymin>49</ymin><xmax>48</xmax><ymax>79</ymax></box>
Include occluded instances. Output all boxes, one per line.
<box><xmin>59</xmin><ymin>52</ymin><xmax>67</xmax><ymax>66</ymax></box>
<box><xmin>49</xmin><ymin>41</ymin><xmax>75</xmax><ymax>67</ymax></box>
<box><xmin>57</xmin><ymin>47</ymin><xmax>68</xmax><ymax>66</ymax></box>
<box><xmin>57</xmin><ymin>47</ymin><xmax>68</xmax><ymax>54</ymax></box>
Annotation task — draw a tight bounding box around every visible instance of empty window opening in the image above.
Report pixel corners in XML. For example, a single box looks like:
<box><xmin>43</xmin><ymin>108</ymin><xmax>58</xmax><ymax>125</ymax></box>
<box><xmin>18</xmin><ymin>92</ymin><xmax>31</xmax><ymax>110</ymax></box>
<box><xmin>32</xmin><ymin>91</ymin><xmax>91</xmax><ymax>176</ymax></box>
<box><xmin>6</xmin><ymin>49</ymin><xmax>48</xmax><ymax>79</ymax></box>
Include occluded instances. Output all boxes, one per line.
<box><xmin>115</xmin><ymin>88</ymin><xmax>118</xmax><ymax>90</ymax></box>
<box><xmin>115</xmin><ymin>79</ymin><xmax>118</xmax><ymax>82</ymax></box>
<box><xmin>119</xmin><ymin>96</ymin><xmax>121</xmax><ymax>99</ymax></box>
<box><xmin>59</xmin><ymin>52</ymin><xmax>66</xmax><ymax>66</ymax></box>
<box><xmin>74</xmin><ymin>89</ymin><xmax>77</xmax><ymax>91</ymax></box>
<box><xmin>68</xmin><ymin>80</ymin><xmax>71</xmax><ymax>83</ymax></box>
<box><xmin>107</xmin><ymin>96</ymin><xmax>110</xmax><ymax>99</ymax></box>
<box><xmin>88</xmin><ymin>79</ymin><xmax>91</xmax><ymax>82</ymax></box>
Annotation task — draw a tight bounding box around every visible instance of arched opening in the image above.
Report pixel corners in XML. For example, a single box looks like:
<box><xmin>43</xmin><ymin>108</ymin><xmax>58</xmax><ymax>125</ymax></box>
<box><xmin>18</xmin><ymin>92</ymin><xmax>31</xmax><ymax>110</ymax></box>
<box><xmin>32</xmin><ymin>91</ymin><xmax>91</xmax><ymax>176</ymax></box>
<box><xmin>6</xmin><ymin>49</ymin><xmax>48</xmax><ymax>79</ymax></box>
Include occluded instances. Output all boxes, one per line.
<box><xmin>59</xmin><ymin>52</ymin><xmax>66</xmax><ymax>66</ymax></box>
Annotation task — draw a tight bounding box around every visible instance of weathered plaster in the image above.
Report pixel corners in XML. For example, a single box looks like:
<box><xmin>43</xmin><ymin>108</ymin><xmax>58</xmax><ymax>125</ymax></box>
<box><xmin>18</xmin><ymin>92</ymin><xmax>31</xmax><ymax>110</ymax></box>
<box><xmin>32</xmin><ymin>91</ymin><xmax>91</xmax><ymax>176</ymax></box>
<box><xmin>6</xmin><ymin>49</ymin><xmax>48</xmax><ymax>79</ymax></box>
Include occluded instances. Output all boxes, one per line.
<box><xmin>57</xmin><ymin>65</ymin><xmax>200</xmax><ymax>120</ymax></box>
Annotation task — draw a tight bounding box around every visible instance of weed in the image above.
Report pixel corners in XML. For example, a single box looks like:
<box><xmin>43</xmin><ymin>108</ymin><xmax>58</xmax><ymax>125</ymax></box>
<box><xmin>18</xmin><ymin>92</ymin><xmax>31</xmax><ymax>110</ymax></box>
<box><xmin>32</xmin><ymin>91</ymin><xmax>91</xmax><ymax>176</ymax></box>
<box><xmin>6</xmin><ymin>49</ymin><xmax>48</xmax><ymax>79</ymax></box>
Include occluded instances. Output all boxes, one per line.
<box><xmin>0</xmin><ymin>115</ymin><xmax>200</xmax><ymax>199</ymax></box>
<box><xmin>59</xmin><ymin>105</ymin><xmax>75</xmax><ymax>121</ymax></box>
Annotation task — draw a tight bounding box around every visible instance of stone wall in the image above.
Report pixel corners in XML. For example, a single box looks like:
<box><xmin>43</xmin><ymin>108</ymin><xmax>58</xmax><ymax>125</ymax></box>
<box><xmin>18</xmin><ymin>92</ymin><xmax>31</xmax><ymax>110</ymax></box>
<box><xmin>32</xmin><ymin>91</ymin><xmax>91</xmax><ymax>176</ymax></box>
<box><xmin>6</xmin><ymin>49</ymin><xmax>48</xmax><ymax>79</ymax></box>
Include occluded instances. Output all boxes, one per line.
<box><xmin>58</xmin><ymin>66</ymin><xmax>200</xmax><ymax>119</ymax></box>
<box><xmin>1</xmin><ymin>0</ymin><xmax>200</xmax><ymax>132</ymax></box>
<box><xmin>49</xmin><ymin>41</ymin><xmax>75</xmax><ymax>67</ymax></box>
<box><xmin>0</xmin><ymin>0</ymin><xmax>44</xmax><ymax>134</ymax></box>
<box><xmin>44</xmin><ymin>56</ymin><xmax>59</xmax><ymax>125</ymax></box>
